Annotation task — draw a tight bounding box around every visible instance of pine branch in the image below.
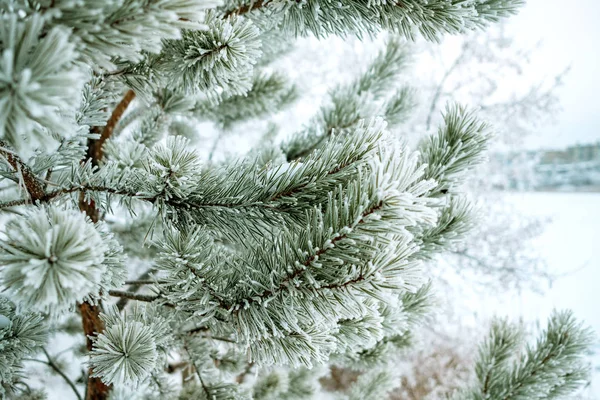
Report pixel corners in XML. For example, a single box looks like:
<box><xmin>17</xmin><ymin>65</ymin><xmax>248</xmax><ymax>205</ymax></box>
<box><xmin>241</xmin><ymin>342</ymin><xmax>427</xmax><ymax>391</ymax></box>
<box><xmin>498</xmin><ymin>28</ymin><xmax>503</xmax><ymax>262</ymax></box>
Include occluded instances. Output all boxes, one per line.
<box><xmin>117</xmin><ymin>271</ymin><xmax>154</xmax><ymax>310</ymax></box>
<box><xmin>208</xmin><ymin>131</ymin><xmax>223</xmax><ymax>161</ymax></box>
<box><xmin>197</xmin><ymin>334</ymin><xmax>238</xmax><ymax>344</ymax></box>
<box><xmin>227</xmin><ymin>201</ymin><xmax>384</xmax><ymax>313</ymax></box>
<box><xmin>182</xmin><ymin>340</ymin><xmax>212</xmax><ymax>398</ymax></box>
<box><xmin>0</xmin><ymin>140</ymin><xmax>46</xmax><ymax>201</ymax></box>
<box><xmin>425</xmin><ymin>51</ymin><xmax>464</xmax><ymax>131</ymax></box>
<box><xmin>123</xmin><ymin>279</ymin><xmax>162</xmax><ymax>285</ymax></box>
<box><xmin>0</xmin><ymin>185</ymin><xmax>135</xmax><ymax>209</ymax></box>
<box><xmin>236</xmin><ymin>362</ymin><xmax>255</xmax><ymax>384</ymax></box>
<box><xmin>108</xmin><ymin>290</ymin><xmax>160</xmax><ymax>303</ymax></box>
<box><xmin>0</xmin><ymin>198</ymin><xmax>31</xmax><ymax>209</ymax></box>
<box><xmin>285</xmin><ymin>38</ymin><xmax>410</xmax><ymax>161</ymax></box>
<box><xmin>289</xmin><ymin>120</ymin><xmax>359</xmax><ymax>161</ymax></box>
<box><xmin>25</xmin><ymin>356</ymin><xmax>83</xmax><ymax>400</ymax></box>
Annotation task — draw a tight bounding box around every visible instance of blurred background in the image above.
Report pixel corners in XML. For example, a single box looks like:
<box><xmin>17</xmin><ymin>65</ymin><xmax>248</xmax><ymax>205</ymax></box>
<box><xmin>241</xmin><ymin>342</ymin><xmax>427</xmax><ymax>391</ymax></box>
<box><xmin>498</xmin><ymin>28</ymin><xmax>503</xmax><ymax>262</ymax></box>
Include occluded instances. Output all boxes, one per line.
<box><xmin>196</xmin><ymin>0</ymin><xmax>600</xmax><ymax>397</ymax></box>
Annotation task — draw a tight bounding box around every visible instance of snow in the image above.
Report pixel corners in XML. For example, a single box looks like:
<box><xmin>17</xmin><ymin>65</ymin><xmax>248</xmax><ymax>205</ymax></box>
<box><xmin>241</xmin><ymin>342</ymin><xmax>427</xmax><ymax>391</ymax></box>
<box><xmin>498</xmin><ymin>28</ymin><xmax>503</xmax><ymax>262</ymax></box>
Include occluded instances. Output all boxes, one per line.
<box><xmin>26</xmin><ymin>192</ymin><xmax>600</xmax><ymax>399</ymax></box>
<box><xmin>479</xmin><ymin>192</ymin><xmax>600</xmax><ymax>396</ymax></box>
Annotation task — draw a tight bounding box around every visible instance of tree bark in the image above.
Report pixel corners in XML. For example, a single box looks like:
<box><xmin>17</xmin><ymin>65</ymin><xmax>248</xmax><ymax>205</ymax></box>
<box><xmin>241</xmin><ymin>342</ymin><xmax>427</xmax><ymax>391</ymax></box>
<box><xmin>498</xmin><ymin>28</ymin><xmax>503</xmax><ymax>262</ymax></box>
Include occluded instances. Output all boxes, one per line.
<box><xmin>0</xmin><ymin>140</ymin><xmax>46</xmax><ymax>201</ymax></box>
<box><xmin>87</xmin><ymin>90</ymin><xmax>136</xmax><ymax>165</ymax></box>
<box><xmin>78</xmin><ymin>89</ymin><xmax>135</xmax><ymax>400</ymax></box>
<box><xmin>79</xmin><ymin>302</ymin><xmax>111</xmax><ymax>400</ymax></box>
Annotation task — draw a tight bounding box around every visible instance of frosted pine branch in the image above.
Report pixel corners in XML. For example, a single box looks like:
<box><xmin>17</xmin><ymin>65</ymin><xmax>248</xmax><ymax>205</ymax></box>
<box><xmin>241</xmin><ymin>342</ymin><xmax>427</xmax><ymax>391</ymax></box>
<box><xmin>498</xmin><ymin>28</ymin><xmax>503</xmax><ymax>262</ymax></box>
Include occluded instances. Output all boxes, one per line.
<box><xmin>1</xmin><ymin>1</ymin><xmax>592</xmax><ymax>400</ymax></box>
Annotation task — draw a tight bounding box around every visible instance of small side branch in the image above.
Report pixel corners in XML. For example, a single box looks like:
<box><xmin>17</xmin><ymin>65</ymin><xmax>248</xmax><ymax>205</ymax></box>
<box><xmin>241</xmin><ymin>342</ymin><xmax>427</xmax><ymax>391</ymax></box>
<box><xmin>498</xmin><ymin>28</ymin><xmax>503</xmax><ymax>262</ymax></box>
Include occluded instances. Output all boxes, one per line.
<box><xmin>0</xmin><ymin>198</ymin><xmax>31</xmax><ymax>209</ymax></box>
<box><xmin>88</xmin><ymin>90</ymin><xmax>136</xmax><ymax>165</ymax></box>
<box><xmin>425</xmin><ymin>51</ymin><xmax>464</xmax><ymax>131</ymax></box>
<box><xmin>288</xmin><ymin>118</ymin><xmax>360</xmax><ymax>161</ymax></box>
<box><xmin>0</xmin><ymin>185</ymin><xmax>138</xmax><ymax>210</ymax></box>
<box><xmin>186</xmin><ymin>329</ymin><xmax>238</xmax><ymax>343</ymax></box>
<box><xmin>108</xmin><ymin>290</ymin><xmax>160</xmax><ymax>303</ymax></box>
<box><xmin>208</xmin><ymin>132</ymin><xmax>223</xmax><ymax>161</ymax></box>
<box><xmin>236</xmin><ymin>362</ymin><xmax>255</xmax><ymax>384</ymax></box>
<box><xmin>123</xmin><ymin>279</ymin><xmax>162</xmax><ymax>285</ymax></box>
<box><xmin>0</xmin><ymin>140</ymin><xmax>46</xmax><ymax>201</ymax></box>
<box><xmin>41</xmin><ymin>348</ymin><xmax>84</xmax><ymax>400</ymax></box>
<box><xmin>117</xmin><ymin>270</ymin><xmax>155</xmax><ymax>310</ymax></box>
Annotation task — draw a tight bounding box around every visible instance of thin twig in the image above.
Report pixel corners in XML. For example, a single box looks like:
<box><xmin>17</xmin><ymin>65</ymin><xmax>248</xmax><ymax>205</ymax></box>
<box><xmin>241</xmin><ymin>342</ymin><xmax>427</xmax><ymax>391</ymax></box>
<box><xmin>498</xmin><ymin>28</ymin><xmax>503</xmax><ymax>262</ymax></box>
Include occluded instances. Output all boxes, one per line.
<box><xmin>190</xmin><ymin>332</ymin><xmax>238</xmax><ymax>344</ymax></box>
<box><xmin>117</xmin><ymin>270</ymin><xmax>154</xmax><ymax>310</ymax></box>
<box><xmin>108</xmin><ymin>290</ymin><xmax>160</xmax><ymax>302</ymax></box>
<box><xmin>425</xmin><ymin>50</ymin><xmax>464</xmax><ymax>131</ymax></box>
<box><xmin>185</xmin><ymin>325</ymin><xmax>210</xmax><ymax>335</ymax></box>
<box><xmin>0</xmin><ymin>140</ymin><xmax>46</xmax><ymax>201</ymax></box>
<box><xmin>236</xmin><ymin>361</ymin><xmax>254</xmax><ymax>384</ymax></box>
<box><xmin>202</xmin><ymin>335</ymin><xmax>237</xmax><ymax>343</ymax></box>
<box><xmin>0</xmin><ymin>185</ymin><xmax>137</xmax><ymax>210</ymax></box>
<box><xmin>182</xmin><ymin>341</ymin><xmax>211</xmax><ymax>398</ymax></box>
<box><xmin>288</xmin><ymin>118</ymin><xmax>360</xmax><ymax>161</ymax></box>
<box><xmin>166</xmin><ymin>361</ymin><xmax>188</xmax><ymax>373</ymax></box>
<box><xmin>208</xmin><ymin>132</ymin><xmax>223</xmax><ymax>161</ymax></box>
<box><xmin>123</xmin><ymin>279</ymin><xmax>164</xmax><ymax>285</ymax></box>
<box><xmin>40</xmin><ymin>348</ymin><xmax>83</xmax><ymax>400</ymax></box>
<box><xmin>452</xmin><ymin>250</ymin><xmax>491</xmax><ymax>271</ymax></box>
<box><xmin>0</xmin><ymin>198</ymin><xmax>30</xmax><ymax>209</ymax></box>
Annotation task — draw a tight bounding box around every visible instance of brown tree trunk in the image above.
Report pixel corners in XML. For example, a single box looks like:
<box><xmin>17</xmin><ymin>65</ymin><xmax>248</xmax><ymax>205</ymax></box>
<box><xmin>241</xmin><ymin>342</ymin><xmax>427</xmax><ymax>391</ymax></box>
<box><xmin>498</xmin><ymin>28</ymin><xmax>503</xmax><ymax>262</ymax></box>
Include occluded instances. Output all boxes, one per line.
<box><xmin>78</xmin><ymin>90</ymin><xmax>135</xmax><ymax>400</ymax></box>
<box><xmin>79</xmin><ymin>302</ymin><xmax>111</xmax><ymax>400</ymax></box>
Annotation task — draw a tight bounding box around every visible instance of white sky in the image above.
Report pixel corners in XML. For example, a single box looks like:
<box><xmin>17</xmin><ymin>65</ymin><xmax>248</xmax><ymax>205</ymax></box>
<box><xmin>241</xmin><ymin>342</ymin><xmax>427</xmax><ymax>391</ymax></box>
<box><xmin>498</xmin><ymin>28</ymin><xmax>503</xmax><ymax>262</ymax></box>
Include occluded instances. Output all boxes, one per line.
<box><xmin>218</xmin><ymin>1</ymin><xmax>600</xmax><ymax>157</ymax></box>
<box><xmin>507</xmin><ymin>0</ymin><xmax>600</xmax><ymax>149</ymax></box>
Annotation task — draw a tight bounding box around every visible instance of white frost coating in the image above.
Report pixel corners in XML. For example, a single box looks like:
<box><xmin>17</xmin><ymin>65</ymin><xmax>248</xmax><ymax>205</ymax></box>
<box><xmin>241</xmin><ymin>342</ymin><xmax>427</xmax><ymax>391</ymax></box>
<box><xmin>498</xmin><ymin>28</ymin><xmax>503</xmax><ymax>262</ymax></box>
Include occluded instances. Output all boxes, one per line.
<box><xmin>0</xmin><ymin>206</ymin><xmax>117</xmax><ymax>314</ymax></box>
<box><xmin>0</xmin><ymin>14</ymin><xmax>84</xmax><ymax>152</ymax></box>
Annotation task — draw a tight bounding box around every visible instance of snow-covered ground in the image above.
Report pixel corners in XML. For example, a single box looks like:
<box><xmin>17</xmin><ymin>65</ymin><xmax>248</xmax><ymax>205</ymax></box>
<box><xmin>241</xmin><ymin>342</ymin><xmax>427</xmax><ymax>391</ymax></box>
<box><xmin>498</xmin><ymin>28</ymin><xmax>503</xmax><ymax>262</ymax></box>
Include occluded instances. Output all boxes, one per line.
<box><xmin>484</xmin><ymin>192</ymin><xmax>600</xmax><ymax>397</ymax></box>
